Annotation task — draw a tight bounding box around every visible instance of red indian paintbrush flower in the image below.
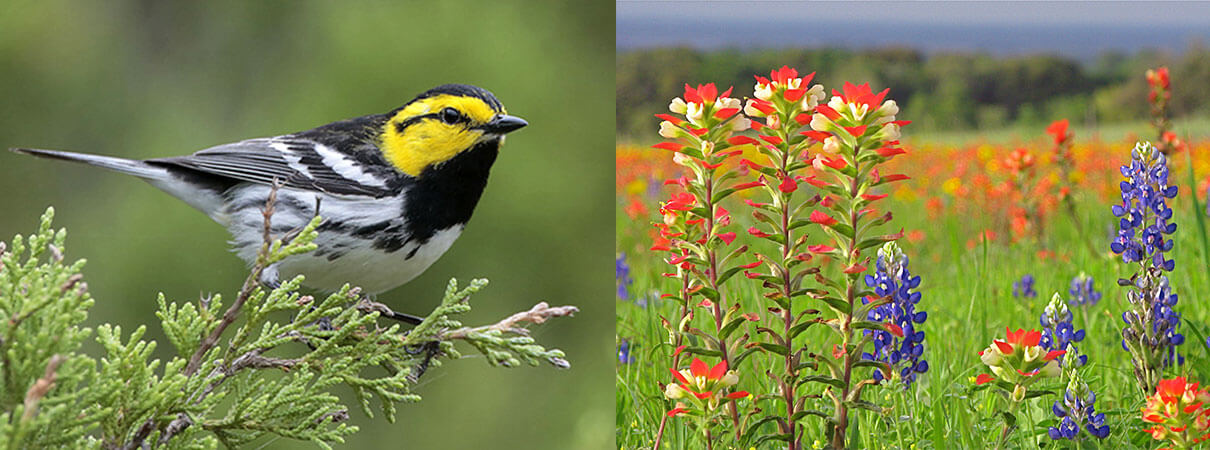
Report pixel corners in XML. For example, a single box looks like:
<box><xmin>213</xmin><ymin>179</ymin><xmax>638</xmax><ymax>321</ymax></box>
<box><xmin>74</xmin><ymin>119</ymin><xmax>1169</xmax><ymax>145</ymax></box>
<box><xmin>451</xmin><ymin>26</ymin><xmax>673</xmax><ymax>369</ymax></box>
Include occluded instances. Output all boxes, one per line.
<box><xmin>1141</xmin><ymin>376</ymin><xmax>1210</xmax><ymax>447</ymax></box>
<box><xmin>664</xmin><ymin>357</ymin><xmax>749</xmax><ymax>415</ymax></box>
<box><xmin>976</xmin><ymin>327</ymin><xmax>1064</xmax><ymax>388</ymax></box>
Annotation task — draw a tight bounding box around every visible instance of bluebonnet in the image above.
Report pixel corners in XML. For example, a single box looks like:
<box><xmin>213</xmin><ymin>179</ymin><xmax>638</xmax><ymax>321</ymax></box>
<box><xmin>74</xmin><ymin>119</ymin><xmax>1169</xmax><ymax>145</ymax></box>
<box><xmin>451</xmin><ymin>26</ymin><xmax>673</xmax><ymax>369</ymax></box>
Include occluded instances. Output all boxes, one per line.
<box><xmin>616</xmin><ymin>253</ymin><xmax>633</xmax><ymax>300</ymax></box>
<box><xmin>1110</xmin><ymin>142</ymin><xmax>1177</xmax><ymax>271</ymax></box>
<box><xmin>1012</xmin><ymin>274</ymin><xmax>1036</xmax><ymax>298</ymax></box>
<box><xmin>1112</xmin><ymin>142</ymin><xmax>1184</xmax><ymax>391</ymax></box>
<box><xmin>1067</xmin><ymin>273</ymin><xmax>1101</xmax><ymax>307</ymax></box>
<box><xmin>1048</xmin><ymin>351</ymin><xmax>1110</xmax><ymax>441</ymax></box>
<box><xmin>618</xmin><ymin>339</ymin><xmax>634</xmax><ymax>364</ymax></box>
<box><xmin>1040</xmin><ymin>293</ymin><xmax>1086</xmax><ymax>367</ymax></box>
<box><xmin>862</xmin><ymin>242</ymin><xmax>927</xmax><ymax>388</ymax></box>
<box><xmin>1121</xmin><ymin>275</ymin><xmax>1184</xmax><ymax>367</ymax></box>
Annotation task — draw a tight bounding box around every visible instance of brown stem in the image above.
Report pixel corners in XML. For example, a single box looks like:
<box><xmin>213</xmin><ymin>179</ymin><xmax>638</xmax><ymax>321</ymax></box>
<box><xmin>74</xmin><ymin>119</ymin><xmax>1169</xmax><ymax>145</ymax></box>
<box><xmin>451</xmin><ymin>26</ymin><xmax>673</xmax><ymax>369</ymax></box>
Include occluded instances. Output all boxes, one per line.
<box><xmin>776</xmin><ymin>125</ymin><xmax>800</xmax><ymax>450</ymax></box>
<box><xmin>831</xmin><ymin>146</ymin><xmax>865</xmax><ymax>450</ymax></box>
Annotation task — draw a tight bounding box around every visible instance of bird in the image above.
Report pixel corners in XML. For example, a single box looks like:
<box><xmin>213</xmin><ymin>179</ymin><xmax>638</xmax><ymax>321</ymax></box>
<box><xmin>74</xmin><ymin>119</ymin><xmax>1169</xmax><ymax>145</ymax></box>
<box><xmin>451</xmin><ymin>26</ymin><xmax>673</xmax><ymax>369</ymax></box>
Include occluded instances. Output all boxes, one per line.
<box><xmin>11</xmin><ymin>83</ymin><xmax>526</xmax><ymax>323</ymax></box>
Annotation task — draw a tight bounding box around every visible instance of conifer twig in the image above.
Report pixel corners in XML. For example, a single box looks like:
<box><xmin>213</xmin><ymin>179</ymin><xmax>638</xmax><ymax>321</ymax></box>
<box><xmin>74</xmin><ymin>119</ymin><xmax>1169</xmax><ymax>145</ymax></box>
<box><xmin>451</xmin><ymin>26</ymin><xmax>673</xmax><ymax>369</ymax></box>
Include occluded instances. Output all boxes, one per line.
<box><xmin>184</xmin><ymin>182</ymin><xmax>283</xmax><ymax>376</ymax></box>
<box><xmin>20</xmin><ymin>355</ymin><xmax>64</xmax><ymax>422</ymax></box>
<box><xmin>441</xmin><ymin>302</ymin><xmax>579</xmax><ymax>339</ymax></box>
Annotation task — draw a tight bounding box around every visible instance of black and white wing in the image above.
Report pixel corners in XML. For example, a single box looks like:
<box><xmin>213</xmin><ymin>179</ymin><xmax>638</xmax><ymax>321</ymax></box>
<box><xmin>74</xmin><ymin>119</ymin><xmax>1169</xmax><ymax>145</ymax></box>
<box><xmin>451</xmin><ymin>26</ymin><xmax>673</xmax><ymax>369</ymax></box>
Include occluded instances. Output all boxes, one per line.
<box><xmin>150</xmin><ymin>138</ymin><xmax>397</xmax><ymax>197</ymax></box>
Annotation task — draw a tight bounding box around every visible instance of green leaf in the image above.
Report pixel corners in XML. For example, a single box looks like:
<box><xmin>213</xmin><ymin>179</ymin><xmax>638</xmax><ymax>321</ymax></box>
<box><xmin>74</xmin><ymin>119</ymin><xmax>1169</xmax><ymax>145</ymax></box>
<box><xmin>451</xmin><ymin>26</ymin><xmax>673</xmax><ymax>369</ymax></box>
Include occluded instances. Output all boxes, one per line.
<box><xmin>757</xmin><ymin>342</ymin><xmax>790</xmax><ymax>356</ymax></box>
<box><xmin>797</xmin><ymin>375</ymin><xmax>845</xmax><ymax>389</ymax></box>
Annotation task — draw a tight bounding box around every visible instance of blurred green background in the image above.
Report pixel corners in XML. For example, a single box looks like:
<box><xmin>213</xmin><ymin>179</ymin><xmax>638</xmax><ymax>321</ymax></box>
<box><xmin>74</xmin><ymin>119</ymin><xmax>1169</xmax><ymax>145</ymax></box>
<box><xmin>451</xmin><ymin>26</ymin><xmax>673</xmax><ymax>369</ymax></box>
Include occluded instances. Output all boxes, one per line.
<box><xmin>0</xmin><ymin>1</ymin><xmax>612</xmax><ymax>448</ymax></box>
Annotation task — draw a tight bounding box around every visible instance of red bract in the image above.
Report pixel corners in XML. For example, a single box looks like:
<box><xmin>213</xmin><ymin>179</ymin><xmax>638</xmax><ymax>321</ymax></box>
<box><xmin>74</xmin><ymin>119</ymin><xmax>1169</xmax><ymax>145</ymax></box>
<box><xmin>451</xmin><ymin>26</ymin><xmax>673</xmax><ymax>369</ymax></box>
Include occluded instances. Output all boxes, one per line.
<box><xmin>809</xmin><ymin>210</ymin><xmax>838</xmax><ymax>226</ymax></box>
<box><xmin>728</xmin><ymin>135</ymin><xmax>760</xmax><ymax>146</ymax></box>
<box><xmin>779</xmin><ymin>176</ymin><xmax>797</xmax><ymax>193</ymax></box>
<box><xmin>874</xmin><ymin>146</ymin><xmax>906</xmax><ymax>157</ymax></box>
<box><xmin>732</xmin><ymin>180</ymin><xmax>763</xmax><ymax>190</ymax></box>
<box><xmin>842</xmin><ymin>263</ymin><xmax>866</xmax><ymax>274</ymax></box>
<box><xmin>714</xmin><ymin>108</ymin><xmax>739</xmax><ymax>119</ymax></box>
<box><xmin>759</xmin><ymin>134</ymin><xmax>783</xmax><ymax>145</ymax></box>
<box><xmin>1146</xmin><ymin>66</ymin><xmax>1170</xmax><ymax>89</ymax></box>
<box><xmin>883</xmin><ymin>323</ymin><xmax>904</xmax><ymax>337</ymax></box>
<box><xmin>748</xmin><ymin>98</ymin><xmax>776</xmax><ymax>115</ymax></box>
<box><xmin>652</xmin><ymin>142</ymin><xmax>683</xmax><ymax>152</ymax></box>
<box><xmin>802</xmin><ymin>130</ymin><xmax>831</xmax><ymax>142</ymax></box>
<box><xmin>683</xmin><ymin>83</ymin><xmax>719</xmax><ymax>104</ymax></box>
<box><xmin>834</xmin><ymin>82</ymin><xmax>889</xmax><ymax>109</ymax></box>
<box><xmin>815</xmin><ymin>104</ymin><xmax>842</xmax><ymax>120</ymax></box>
<box><xmin>976</xmin><ymin>374</ymin><xmax>995</xmax><ymax>385</ymax></box>
<box><xmin>1047</xmin><ymin>119</ymin><xmax>1069</xmax><ymax>144</ymax></box>
<box><xmin>1005</xmin><ymin>328</ymin><xmax>1041</xmax><ymax>347</ymax></box>
<box><xmin>748</xmin><ymin>227</ymin><xmax>771</xmax><ymax>238</ymax></box>
<box><xmin>655</xmin><ymin>113</ymin><xmax>683</xmax><ymax>125</ymax></box>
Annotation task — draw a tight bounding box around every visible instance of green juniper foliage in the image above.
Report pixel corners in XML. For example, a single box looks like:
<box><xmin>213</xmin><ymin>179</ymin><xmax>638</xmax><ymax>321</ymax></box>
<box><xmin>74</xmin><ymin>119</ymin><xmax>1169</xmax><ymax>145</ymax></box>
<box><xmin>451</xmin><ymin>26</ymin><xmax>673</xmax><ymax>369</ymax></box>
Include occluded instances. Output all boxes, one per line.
<box><xmin>0</xmin><ymin>208</ymin><xmax>575</xmax><ymax>449</ymax></box>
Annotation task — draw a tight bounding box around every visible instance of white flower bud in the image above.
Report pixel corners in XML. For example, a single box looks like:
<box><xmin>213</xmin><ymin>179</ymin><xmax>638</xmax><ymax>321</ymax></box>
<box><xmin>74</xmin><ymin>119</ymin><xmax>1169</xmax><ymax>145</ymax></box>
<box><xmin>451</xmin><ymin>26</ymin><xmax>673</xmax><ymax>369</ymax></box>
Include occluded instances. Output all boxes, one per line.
<box><xmin>827</xmin><ymin>96</ymin><xmax>846</xmax><ymax>113</ymax></box>
<box><xmin>718</xmin><ymin>97</ymin><xmax>741</xmax><ymax>110</ymax></box>
<box><xmin>766</xmin><ymin>114</ymin><xmax>780</xmax><ymax>130</ymax></box>
<box><xmin>686</xmin><ymin>102</ymin><xmax>705</xmax><ymax>122</ymax></box>
<box><xmin>669</xmin><ymin>97</ymin><xmax>688</xmax><ymax>114</ymax></box>
<box><xmin>874</xmin><ymin>123</ymin><xmax>900</xmax><ymax>142</ymax></box>
<box><xmin>744</xmin><ymin>99</ymin><xmax>766</xmax><ymax>117</ymax></box>
<box><xmin>980</xmin><ymin>348</ymin><xmax>1003</xmax><ymax>366</ymax></box>
<box><xmin>822</xmin><ymin>137</ymin><xmax>839</xmax><ymax>154</ymax></box>
<box><xmin>875</xmin><ymin>100</ymin><xmax>899</xmax><ymax>124</ymax></box>
<box><xmin>672</xmin><ymin>152</ymin><xmax>693</xmax><ymax>167</ymax></box>
<box><xmin>754</xmin><ymin>83</ymin><xmax>773</xmax><ymax>101</ymax></box>
<box><xmin>801</xmin><ymin>84</ymin><xmax>826</xmax><ymax>110</ymax></box>
<box><xmin>1011</xmin><ymin>384</ymin><xmax>1027</xmax><ymax>402</ymax></box>
<box><xmin>1040</xmin><ymin>360</ymin><xmax>1061</xmax><ymax>378</ymax></box>
<box><xmin>810</xmin><ymin>114</ymin><xmax>831</xmax><ymax>133</ymax></box>
<box><xmin>720</xmin><ymin>371</ymin><xmax>739</xmax><ymax>387</ymax></box>
<box><xmin>658</xmin><ymin>121</ymin><xmax>680</xmax><ymax>139</ymax></box>
<box><xmin>731</xmin><ymin>117</ymin><xmax>751</xmax><ymax>132</ymax></box>
<box><xmin>664</xmin><ymin>383</ymin><xmax>687</xmax><ymax>399</ymax></box>
<box><xmin>1022</xmin><ymin>345</ymin><xmax>1041</xmax><ymax>363</ymax></box>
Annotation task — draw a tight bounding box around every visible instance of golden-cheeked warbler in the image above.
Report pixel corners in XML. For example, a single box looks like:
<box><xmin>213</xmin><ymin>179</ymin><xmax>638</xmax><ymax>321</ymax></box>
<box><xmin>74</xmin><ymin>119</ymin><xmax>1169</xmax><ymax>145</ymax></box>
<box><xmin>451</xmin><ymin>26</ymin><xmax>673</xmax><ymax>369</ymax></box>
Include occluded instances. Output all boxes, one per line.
<box><xmin>12</xmin><ymin>84</ymin><xmax>526</xmax><ymax>322</ymax></box>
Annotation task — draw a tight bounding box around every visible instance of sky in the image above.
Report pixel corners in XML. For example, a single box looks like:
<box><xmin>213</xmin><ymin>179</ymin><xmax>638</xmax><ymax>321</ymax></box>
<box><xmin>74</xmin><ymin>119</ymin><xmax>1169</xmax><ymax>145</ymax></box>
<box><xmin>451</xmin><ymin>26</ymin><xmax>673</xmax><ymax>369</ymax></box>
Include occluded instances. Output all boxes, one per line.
<box><xmin>617</xmin><ymin>1</ymin><xmax>1210</xmax><ymax>57</ymax></box>
<box><xmin>617</xmin><ymin>1</ymin><xmax>1210</xmax><ymax>27</ymax></box>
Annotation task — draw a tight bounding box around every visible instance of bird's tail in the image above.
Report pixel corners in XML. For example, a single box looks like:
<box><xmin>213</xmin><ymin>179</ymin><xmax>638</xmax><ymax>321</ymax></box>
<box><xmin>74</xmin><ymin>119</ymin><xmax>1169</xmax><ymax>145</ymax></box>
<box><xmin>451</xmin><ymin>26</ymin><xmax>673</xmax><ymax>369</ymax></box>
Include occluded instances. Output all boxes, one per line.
<box><xmin>10</xmin><ymin>148</ymin><xmax>170</xmax><ymax>180</ymax></box>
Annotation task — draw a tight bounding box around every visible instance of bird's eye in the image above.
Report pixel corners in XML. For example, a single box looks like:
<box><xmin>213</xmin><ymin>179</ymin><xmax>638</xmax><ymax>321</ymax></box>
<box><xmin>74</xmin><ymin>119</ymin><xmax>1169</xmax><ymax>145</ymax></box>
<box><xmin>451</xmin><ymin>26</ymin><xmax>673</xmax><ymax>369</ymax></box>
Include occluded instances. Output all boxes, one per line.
<box><xmin>439</xmin><ymin>107</ymin><xmax>462</xmax><ymax>125</ymax></box>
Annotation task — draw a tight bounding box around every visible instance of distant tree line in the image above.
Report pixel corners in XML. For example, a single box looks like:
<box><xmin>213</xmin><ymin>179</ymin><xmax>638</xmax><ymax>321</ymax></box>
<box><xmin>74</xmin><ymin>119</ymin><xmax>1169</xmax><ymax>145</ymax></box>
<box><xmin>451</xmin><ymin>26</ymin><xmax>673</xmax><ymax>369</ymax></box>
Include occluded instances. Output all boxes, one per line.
<box><xmin>617</xmin><ymin>44</ymin><xmax>1210</xmax><ymax>139</ymax></box>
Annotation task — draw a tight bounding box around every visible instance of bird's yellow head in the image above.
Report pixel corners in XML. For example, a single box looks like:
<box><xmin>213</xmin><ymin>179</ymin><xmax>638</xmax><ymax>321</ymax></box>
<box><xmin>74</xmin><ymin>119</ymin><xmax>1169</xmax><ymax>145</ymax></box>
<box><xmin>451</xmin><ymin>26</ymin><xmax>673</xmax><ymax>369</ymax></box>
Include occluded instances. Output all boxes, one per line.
<box><xmin>380</xmin><ymin>84</ymin><xmax>526</xmax><ymax>177</ymax></box>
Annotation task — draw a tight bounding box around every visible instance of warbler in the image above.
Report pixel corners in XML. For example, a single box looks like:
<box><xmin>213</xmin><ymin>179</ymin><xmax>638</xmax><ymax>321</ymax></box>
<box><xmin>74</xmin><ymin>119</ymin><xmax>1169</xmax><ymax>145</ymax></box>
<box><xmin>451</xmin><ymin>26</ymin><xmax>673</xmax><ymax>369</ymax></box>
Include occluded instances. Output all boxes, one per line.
<box><xmin>12</xmin><ymin>84</ymin><xmax>526</xmax><ymax>321</ymax></box>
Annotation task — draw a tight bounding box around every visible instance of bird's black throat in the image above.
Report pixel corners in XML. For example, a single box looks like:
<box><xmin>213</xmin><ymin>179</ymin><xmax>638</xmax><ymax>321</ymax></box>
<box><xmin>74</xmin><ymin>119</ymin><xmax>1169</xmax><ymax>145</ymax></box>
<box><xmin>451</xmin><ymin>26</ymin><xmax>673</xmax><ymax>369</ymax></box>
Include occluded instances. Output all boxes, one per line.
<box><xmin>393</xmin><ymin>140</ymin><xmax>500</xmax><ymax>250</ymax></box>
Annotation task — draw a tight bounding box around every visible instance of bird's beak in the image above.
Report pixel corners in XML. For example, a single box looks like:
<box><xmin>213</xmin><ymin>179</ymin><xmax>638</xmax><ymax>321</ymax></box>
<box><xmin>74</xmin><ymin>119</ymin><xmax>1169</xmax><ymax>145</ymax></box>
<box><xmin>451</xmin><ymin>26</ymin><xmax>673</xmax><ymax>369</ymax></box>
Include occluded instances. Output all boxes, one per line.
<box><xmin>481</xmin><ymin>114</ymin><xmax>528</xmax><ymax>134</ymax></box>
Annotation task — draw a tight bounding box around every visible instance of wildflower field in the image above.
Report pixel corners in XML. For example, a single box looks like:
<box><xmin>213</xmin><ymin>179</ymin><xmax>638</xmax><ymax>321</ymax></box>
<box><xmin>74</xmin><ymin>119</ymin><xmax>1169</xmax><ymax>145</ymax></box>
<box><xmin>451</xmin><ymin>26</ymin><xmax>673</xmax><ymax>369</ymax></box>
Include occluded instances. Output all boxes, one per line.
<box><xmin>616</xmin><ymin>67</ymin><xmax>1210</xmax><ymax>449</ymax></box>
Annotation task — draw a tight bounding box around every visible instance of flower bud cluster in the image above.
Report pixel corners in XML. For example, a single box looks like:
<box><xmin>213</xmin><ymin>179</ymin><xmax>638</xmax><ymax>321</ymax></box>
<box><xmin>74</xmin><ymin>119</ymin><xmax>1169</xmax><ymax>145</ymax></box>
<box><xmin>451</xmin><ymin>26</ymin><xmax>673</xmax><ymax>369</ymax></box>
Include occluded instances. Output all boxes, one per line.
<box><xmin>1040</xmin><ymin>293</ymin><xmax>1086</xmax><ymax>367</ymax></box>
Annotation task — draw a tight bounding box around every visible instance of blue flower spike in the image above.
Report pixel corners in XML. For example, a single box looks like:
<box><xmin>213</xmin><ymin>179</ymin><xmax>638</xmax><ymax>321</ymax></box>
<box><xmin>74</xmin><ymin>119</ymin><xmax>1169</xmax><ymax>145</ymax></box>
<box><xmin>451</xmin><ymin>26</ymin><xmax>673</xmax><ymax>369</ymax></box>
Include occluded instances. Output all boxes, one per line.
<box><xmin>862</xmin><ymin>242</ymin><xmax>927</xmax><ymax>389</ymax></box>
<box><xmin>1013</xmin><ymin>274</ymin><xmax>1036</xmax><ymax>298</ymax></box>
<box><xmin>1068</xmin><ymin>272</ymin><xmax>1102</xmax><ymax>307</ymax></box>
<box><xmin>1047</xmin><ymin>345</ymin><xmax>1110</xmax><ymax>441</ymax></box>
<box><xmin>1040</xmin><ymin>293</ymin><xmax>1086</xmax><ymax>367</ymax></box>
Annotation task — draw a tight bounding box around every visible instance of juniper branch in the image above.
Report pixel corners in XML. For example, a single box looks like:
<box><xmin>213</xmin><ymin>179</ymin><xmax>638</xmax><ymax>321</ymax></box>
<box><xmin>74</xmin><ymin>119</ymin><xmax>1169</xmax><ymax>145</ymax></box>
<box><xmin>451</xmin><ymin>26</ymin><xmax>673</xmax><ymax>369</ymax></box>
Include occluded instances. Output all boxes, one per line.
<box><xmin>2</xmin><ymin>203</ymin><xmax>576</xmax><ymax>449</ymax></box>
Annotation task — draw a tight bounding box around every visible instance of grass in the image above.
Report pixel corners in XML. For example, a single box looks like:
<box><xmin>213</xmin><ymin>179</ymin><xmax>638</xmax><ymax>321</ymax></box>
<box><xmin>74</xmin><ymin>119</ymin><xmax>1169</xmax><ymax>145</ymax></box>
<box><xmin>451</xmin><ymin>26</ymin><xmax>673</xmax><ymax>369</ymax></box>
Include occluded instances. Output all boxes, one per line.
<box><xmin>615</xmin><ymin>143</ymin><xmax>1210</xmax><ymax>449</ymax></box>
